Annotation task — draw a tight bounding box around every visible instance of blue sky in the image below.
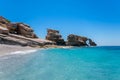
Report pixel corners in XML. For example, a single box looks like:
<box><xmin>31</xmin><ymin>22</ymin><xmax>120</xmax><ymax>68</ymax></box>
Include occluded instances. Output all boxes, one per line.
<box><xmin>0</xmin><ymin>0</ymin><xmax>120</xmax><ymax>46</ymax></box>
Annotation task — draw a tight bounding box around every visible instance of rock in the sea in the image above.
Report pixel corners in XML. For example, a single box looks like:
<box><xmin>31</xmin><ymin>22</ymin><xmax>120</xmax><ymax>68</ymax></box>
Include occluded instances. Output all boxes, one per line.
<box><xmin>66</xmin><ymin>34</ymin><xmax>97</xmax><ymax>46</ymax></box>
<box><xmin>88</xmin><ymin>39</ymin><xmax>97</xmax><ymax>46</ymax></box>
<box><xmin>46</xmin><ymin>29</ymin><xmax>65</xmax><ymax>45</ymax></box>
<box><xmin>66</xmin><ymin>34</ymin><xmax>88</xmax><ymax>46</ymax></box>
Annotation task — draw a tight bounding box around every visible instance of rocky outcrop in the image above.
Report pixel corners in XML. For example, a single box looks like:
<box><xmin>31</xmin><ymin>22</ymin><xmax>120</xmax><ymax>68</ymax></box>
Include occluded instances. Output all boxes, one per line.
<box><xmin>66</xmin><ymin>34</ymin><xmax>97</xmax><ymax>46</ymax></box>
<box><xmin>12</xmin><ymin>23</ymin><xmax>38</xmax><ymax>38</ymax></box>
<box><xmin>66</xmin><ymin>34</ymin><xmax>88</xmax><ymax>46</ymax></box>
<box><xmin>0</xmin><ymin>16</ymin><xmax>54</xmax><ymax>47</ymax></box>
<box><xmin>46</xmin><ymin>29</ymin><xmax>65</xmax><ymax>45</ymax></box>
<box><xmin>0</xmin><ymin>16</ymin><xmax>97</xmax><ymax>47</ymax></box>
<box><xmin>0</xmin><ymin>16</ymin><xmax>38</xmax><ymax>38</ymax></box>
<box><xmin>0</xmin><ymin>33</ymin><xmax>54</xmax><ymax>47</ymax></box>
<box><xmin>88</xmin><ymin>39</ymin><xmax>97</xmax><ymax>46</ymax></box>
<box><xmin>0</xmin><ymin>16</ymin><xmax>11</xmax><ymax>34</ymax></box>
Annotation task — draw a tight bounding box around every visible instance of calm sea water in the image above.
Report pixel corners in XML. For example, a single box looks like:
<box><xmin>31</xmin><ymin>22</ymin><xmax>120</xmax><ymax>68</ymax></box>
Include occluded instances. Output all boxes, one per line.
<box><xmin>0</xmin><ymin>46</ymin><xmax>120</xmax><ymax>80</ymax></box>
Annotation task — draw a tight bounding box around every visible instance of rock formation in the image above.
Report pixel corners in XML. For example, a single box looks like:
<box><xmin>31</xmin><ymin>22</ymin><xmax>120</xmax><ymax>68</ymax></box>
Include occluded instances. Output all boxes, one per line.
<box><xmin>66</xmin><ymin>34</ymin><xmax>97</xmax><ymax>46</ymax></box>
<box><xmin>66</xmin><ymin>34</ymin><xmax>88</xmax><ymax>46</ymax></box>
<box><xmin>46</xmin><ymin>29</ymin><xmax>65</xmax><ymax>45</ymax></box>
<box><xmin>0</xmin><ymin>16</ymin><xmax>54</xmax><ymax>47</ymax></box>
<box><xmin>12</xmin><ymin>23</ymin><xmax>38</xmax><ymax>38</ymax></box>
<box><xmin>88</xmin><ymin>39</ymin><xmax>97</xmax><ymax>46</ymax></box>
<box><xmin>0</xmin><ymin>16</ymin><xmax>38</xmax><ymax>38</ymax></box>
<box><xmin>0</xmin><ymin>16</ymin><xmax>97</xmax><ymax>47</ymax></box>
<box><xmin>0</xmin><ymin>16</ymin><xmax>10</xmax><ymax>34</ymax></box>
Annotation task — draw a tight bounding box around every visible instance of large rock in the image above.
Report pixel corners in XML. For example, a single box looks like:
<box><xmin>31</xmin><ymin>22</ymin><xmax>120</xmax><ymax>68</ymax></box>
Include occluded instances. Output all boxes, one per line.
<box><xmin>88</xmin><ymin>39</ymin><xmax>97</xmax><ymax>46</ymax></box>
<box><xmin>66</xmin><ymin>34</ymin><xmax>97</xmax><ymax>46</ymax></box>
<box><xmin>0</xmin><ymin>16</ymin><xmax>55</xmax><ymax>47</ymax></box>
<box><xmin>46</xmin><ymin>29</ymin><xmax>65</xmax><ymax>45</ymax></box>
<box><xmin>0</xmin><ymin>16</ymin><xmax>38</xmax><ymax>38</ymax></box>
<box><xmin>13</xmin><ymin>23</ymin><xmax>38</xmax><ymax>38</ymax></box>
<box><xmin>66</xmin><ymin>34</ymin><xmax>88</xmax><ymax>46</ymax></box>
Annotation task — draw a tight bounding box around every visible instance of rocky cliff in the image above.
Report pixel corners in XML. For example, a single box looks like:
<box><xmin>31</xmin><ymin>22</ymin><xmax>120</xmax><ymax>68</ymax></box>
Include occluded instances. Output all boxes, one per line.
<box><xmin>0</xmin><ymin>16</ymin><xmax>97</xmax><ymax>47</ymax></box>
<box><xmin>46</xmin><ymin>29</ymin><xmax>65</xmax><ymax>45</ymax></box>
<box><xmin>0</xmin><ymin>16</ymin><xmax>54</xmax><ymax>47</ymax></box>
<box><xmin>45</xmin><ymin>29</ymin><xmax>97</xmax><ymax>47</ymax></box>
<box><xmin>66</xmin><ymin>34</ymin><xmax>97</xmax><ymax>46</ymax></box>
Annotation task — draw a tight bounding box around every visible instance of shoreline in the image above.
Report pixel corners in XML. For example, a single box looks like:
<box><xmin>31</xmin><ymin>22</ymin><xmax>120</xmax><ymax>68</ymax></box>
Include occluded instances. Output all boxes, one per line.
<box><xmin>0</xmin><ymin>44</ymin><xmax>39</xmax><ymax>57</ymax></box>
<box><xmin>0</xmin><ymin>44</ymin><xmax>73</xmax><ymax>57</ymax></box>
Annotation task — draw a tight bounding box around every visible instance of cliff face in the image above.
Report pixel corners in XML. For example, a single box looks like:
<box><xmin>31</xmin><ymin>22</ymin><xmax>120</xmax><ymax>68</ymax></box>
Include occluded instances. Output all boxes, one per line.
<box><xmin>66</xmin><ymin>34</ymin><xmax>88</xmax><ymax>46</ymax></box>
<box><xmin>46</xmin><ymin>29</ymin><xmax>65</xmax><ymax>45</ymax></box>
<box><xmin>0</xmin><ymin>16</ymin><xmax>54</xmax><ymax>47</ymax></box>
<box><xmin>88</xmin><ymin>39</ymin><xmax>97</xmax><ymax>46</ymax></box>
<box><xmin>66</xmin><ymin>34</ymin><xmax>97</xmax><ymax>46</ymax></box>
<box><xmin>0</xmin><ymin>16</ymin><xmax>37</xmax><ymax>38</ymax></box>
<box><xmin>0</xmin><ymin>16</ymin><xmax>97</xmax><ymax>47</ymax></box>
<box><xmin>12</xmin><ymin>23</ymin><xmax>38</xmax><ymax>38</ymax></box>
<box><xmin>46</xmin><ymin>29</ymin><xmax>97</xmax><ymax>47</ymax></box>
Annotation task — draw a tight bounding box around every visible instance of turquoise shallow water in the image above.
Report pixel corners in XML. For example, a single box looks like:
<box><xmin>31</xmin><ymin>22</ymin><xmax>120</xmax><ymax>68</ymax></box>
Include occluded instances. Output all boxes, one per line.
<box><xmin>0</xmin><ymin>46</ymin><xmax>120</xmax><ymax>80</ymax></box>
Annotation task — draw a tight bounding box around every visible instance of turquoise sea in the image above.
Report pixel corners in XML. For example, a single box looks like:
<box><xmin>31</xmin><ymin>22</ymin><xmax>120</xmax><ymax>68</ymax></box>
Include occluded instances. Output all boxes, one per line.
<box><xmin>0</xmin><ymin>46</ymin><xmax>120</xmax><ymax>80</ymax></box>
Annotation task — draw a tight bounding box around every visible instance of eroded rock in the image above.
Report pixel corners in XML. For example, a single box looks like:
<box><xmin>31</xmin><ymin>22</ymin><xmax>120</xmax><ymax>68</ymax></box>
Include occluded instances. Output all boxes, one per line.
<box><xmin>66</xmin><ymin>34</ymin><xmax>88</xmax><ymax>46</ymax></box>
<box><xmin>88</xmin><ymin>39</ymin><xmax>97</xmax><ymax>46</ymax></box>
<box><xmin>46</xmin><ymin>29</ymin><xmax>65</xmax><ymax>45</ymax></box>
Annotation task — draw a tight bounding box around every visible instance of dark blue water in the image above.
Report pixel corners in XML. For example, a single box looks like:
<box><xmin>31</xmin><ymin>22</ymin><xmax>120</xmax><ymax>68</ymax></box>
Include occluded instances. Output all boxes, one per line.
<box><xmin>0</xmin><ymin>46</ymin><xmax>120</xmax><ymax>80</ymax></box>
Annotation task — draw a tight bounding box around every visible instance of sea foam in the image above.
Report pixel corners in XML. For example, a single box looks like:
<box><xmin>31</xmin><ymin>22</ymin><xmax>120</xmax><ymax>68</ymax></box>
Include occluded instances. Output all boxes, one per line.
<box><xmin>10</xmin><ymin>50</ymin><xmax>38</xmax><ymax>55</ymax></box>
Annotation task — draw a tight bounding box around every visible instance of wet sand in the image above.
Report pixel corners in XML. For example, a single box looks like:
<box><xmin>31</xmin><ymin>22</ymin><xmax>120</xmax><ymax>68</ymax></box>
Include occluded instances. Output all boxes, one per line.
<box><xmin>0</xmin><ymin>44</ymin><xmax>38</xmax><ymax>56</ymax></box>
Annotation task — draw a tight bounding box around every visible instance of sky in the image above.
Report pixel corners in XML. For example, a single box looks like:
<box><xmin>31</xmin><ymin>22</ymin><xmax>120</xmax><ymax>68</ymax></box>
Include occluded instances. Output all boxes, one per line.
<box><xmin>0</xmin><ymin>0</ymin><xmax>120</xmax><ymax>46</ymax></box>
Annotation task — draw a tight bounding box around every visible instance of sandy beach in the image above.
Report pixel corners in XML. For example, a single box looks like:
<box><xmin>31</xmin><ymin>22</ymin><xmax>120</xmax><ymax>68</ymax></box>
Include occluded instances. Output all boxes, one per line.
<box><xmin>0</xmin><ymin>44</ymin><xmax>38</xmax><ymax>56</ymax></box>
<box><xmin>0</xmin><ymin>44</ymin><xmax>73</xmax><ymax>57</ymax></box>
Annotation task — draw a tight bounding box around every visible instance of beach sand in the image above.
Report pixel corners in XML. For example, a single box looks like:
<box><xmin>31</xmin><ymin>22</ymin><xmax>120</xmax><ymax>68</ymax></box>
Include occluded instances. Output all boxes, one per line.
<box><xmin>0</xmin><ymin>44</ymin><xmax>73</xmax><ymax>57</ymax></box>
<box><xmin>0</xmin><ymin>44</ymin><xmax>38</xmax><ymax>56</ymax></box>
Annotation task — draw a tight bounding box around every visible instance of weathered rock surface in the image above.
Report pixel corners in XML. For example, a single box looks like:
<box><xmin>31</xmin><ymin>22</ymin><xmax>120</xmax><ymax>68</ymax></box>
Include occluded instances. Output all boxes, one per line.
<box><xmin>0</xmin><ymin>16</ymin><xmax>97</xmax><ymax>47</ymax></box>
<box><xmin>66</xmin><ymin>34</ymin><xmax>88</xmax><ymax>46</ymax></box>
<box><xmin>66</xmin><ymin>34</ymin><xmax>97</xmax><ymax>46</ymax></box>
<box><xmin>88</xmin><ymin>39</ymin><xmax>97</xmax><ymax>46</ymax></box>
<box><xmin>46</xmin><ymin>29</ymin><xmax>65</xmax><ymax>45</ymax></box>
<box><xmin>0</xmin><ymin>33</ymin><xmax>54</xmax><ymax>47</ymax></box>
<box><xmin>0</xmin><ymin>16</ymin><xmax>38</xmax><ymax>38</ymax></box>
<box><xmin>12</xmin><ymin>23</ymin><xmax>38</xmax><ymax>38</ymax></box>
<box><xmin>0</xmin><ymin>16</ymin><xmax>54</xmax><ymax>47</ymax></box>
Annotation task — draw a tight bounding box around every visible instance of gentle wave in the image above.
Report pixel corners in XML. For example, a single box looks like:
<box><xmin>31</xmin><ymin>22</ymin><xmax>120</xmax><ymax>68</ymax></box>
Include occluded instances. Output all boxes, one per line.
<box><xmin>0</xmin><ymin>50</ymin><xmax>38</xmax><ymax>60</ymax></box>
<box><xmin>10</xmin><ymin>50</ymin><xmax>38</xmax><ymax>55</ymax></box>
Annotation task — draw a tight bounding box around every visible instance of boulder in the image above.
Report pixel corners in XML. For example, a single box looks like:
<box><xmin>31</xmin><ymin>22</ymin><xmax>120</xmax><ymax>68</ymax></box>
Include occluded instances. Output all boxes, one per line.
<box><xmin>66</xmin><ymin>34</ymin><xmax>88</xmax><ymax>46</ymax></box>
<box><xmin>46</xmin><ymin>29</ymin><xmax>65</xmax><ymax>45</ymax></box>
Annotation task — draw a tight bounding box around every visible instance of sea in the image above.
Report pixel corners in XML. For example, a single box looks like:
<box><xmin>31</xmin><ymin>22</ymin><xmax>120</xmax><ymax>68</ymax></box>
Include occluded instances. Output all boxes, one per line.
<box><xmin>0</xmin><ymin>46</ymin><xmax>120</xmax><ymax>80</ymax></box>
